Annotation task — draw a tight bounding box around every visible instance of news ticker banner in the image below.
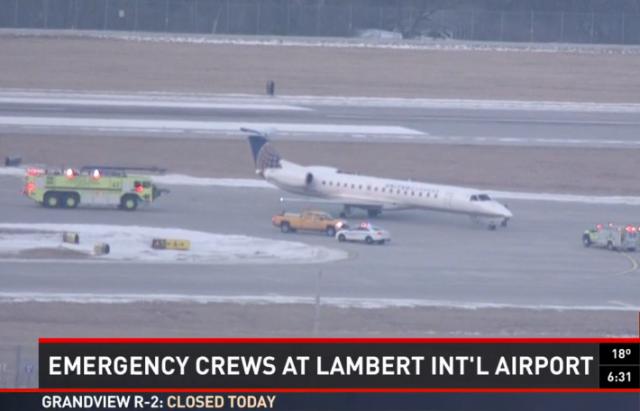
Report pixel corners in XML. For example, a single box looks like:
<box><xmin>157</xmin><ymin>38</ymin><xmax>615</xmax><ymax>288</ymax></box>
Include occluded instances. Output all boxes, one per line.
<box><xmin>37</xmin><ymin>338</ymin><xmax>640</xmax><ymax>391</ymax></box>
<box><xmin>3</xmin><ymin>392</ymin><xmax>640</xmax><ymax>411</ymax></box>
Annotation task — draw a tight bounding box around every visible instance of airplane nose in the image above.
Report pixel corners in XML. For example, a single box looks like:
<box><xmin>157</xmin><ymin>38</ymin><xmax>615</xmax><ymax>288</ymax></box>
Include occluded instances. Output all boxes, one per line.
<box><xmin>488</xmin><ymin>201</ymin><xmax>512</xmax><ymax>218</ymax></box>
<box><xmin>499</xmin><ymin>203</ymin><xmax>513</xmax><ymax>218</ymax></box>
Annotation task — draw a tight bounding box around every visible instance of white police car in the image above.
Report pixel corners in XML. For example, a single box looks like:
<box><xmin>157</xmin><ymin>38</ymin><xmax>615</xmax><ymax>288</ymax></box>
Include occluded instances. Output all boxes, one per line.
<box><xmin>336</xmin><ymin>222</ymin><xmax>391</xmax><ymax>245</ymax></box>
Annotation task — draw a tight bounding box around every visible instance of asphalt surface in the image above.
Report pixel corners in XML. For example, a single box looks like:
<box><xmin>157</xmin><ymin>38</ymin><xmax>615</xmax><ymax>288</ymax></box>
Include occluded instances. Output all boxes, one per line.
<box><xmin>3</xmin><ymin>96</ymin><xmax>640</xmax><ymax>148</ymax></box>
<box><xmin>1</xmin><ymin>176</ymin><xmax>638</xmax><ymax>310</ymax></box>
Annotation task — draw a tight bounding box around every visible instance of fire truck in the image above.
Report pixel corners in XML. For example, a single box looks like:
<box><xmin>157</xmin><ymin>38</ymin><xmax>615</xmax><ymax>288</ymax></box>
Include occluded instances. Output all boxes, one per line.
<box><xmin>23</xmin><ymin>166</ymin><xmax>167</xmax><ymax>210</ymax></box>
<box><xmin>582</xmin><ymin>224</ymin><xmax>638</xmax><ymax>251</ymax></box>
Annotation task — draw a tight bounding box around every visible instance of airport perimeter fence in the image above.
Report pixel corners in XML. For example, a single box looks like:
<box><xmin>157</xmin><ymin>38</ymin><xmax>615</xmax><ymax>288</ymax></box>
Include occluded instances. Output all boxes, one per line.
<box><xmin>0</xmin><ymin>344</ymin><xmax>38</xmax><ymax>388</ymax></box>
<box><xmin>1</xmin><ymin>0</ymin><xmax>640</xmax><ymax>45</ymax></box>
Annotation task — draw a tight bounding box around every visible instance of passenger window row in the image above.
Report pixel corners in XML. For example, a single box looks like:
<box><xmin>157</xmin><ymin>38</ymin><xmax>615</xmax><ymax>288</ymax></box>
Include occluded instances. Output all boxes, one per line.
<box><xmin>320</xmin><ymin>180</ymin><xmax>439</xmax><ymax>199</ymax></box>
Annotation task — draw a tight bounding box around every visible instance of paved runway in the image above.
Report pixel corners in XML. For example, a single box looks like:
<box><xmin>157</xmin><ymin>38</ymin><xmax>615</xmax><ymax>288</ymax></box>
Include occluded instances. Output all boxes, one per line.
<box><xmin>1</xmin><ymin>176</ymin><xmax>638</xmax><ymax>310</ymax></box>
<box><xmin>2</xmin><ymin>91</ymin><xmax>640</xmax><ymax>148</ymax></box>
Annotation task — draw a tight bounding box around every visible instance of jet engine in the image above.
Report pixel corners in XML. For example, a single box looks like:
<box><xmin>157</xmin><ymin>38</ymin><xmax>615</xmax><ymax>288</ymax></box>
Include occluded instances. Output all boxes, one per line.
<box><xmin>264</xmin><ymin>164</ymin><xmax>314</xmax><ymax>189</ymax></box>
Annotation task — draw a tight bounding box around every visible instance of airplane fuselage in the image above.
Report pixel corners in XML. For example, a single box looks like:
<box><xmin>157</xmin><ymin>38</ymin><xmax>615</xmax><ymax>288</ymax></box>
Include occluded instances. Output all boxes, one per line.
<box><xmin>245</xmin><ymin>132</ymin><xmax>513</xmax><ymax>228</ymax></box>
<box><xmin>263</xmin><ymin>161</ymin><xmax>513</xmax><ymax>223</ymax></box>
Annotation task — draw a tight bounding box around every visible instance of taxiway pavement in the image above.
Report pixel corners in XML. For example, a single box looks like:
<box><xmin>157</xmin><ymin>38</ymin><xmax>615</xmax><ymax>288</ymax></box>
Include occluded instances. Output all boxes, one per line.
<box><xmin>1</xmin><ymin>176</ymin><xmax>638</xmax><ymax>311</ymax></box>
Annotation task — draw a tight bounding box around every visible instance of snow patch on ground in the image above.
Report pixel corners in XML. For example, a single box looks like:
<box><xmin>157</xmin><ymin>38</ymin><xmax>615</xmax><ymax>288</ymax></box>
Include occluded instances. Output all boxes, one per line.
<box><xmin>4</xmin><ymin>29</ymin><xmax>640</xmax><ymax>56</ymax></box>
<box><xmin>2</xmin><ymin>89</ymin><xmax>640</xmax><ymax>114</ymax></box>
<box><xmin>154</xmin><ymin>174</ymin><xmax>274</xmax><ymax>188</ymax></box>
<box><xmin>355</xmin><ymin>29</ymin><xmax>403</xmax><ymax>40</ymax></box>
<box><xmin>489</xmin><ymin>190</ymin><xmax>640</xmax><ymax>206</ymax></box>
<box><xmin>287</xmin><ymin>96</ymin><xmax>640</xmax><ymax>114</ymax></box>
<box><xmin>0</xmin><ymin>223</ymin><xmax>348</xmax><ymax>264</ymax></box>
<box><xmin>0</xmin><ymin>115</ymin><xmax>423</xmax><ymax>136</ymax></box>
<box><xmin>0</xmin><ymin>291</ymin><xmax>637</xmax><ymax>312</ymax></box>
<box><xmin>0</xmin><ymin>93</ymin><xmax>311</xmax><ymax>112</ymax></box>
<box><xmin>0</xmin><ymin>167</ymin><xmax>23</xmax><ymax>177</ymax></box>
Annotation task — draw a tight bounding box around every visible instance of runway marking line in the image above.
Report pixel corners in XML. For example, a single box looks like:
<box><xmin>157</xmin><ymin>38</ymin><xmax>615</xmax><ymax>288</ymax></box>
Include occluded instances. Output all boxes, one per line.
<box><xmin>616</xmin><ymin>252</ymin><xmax>639</xmax><ymax>276</ymax></box>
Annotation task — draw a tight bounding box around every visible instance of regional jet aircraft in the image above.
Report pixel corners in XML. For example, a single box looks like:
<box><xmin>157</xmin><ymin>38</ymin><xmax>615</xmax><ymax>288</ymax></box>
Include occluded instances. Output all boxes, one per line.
<box><xmin>244</xmin><ymin>129</ymin><xmax>512</xmax><ymax>229</ymax></box>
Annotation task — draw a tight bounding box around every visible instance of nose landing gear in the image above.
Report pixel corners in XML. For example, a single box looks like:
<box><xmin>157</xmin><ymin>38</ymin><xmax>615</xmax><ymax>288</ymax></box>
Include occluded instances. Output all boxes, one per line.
<box><xmin>471</xmin><ymin>215</ymin><xmax>508</xmax><ymax>230</ymax></box>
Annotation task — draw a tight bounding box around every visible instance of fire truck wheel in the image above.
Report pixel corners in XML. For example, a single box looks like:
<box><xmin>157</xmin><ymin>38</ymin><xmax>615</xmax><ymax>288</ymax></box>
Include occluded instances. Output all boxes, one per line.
<box><xmin>280</xmin><ymin>222</ymin><xmax>291</xmax><ymax>233</ymax></box>
<box><xmin>120</xmin><ymin>195</ymin><xmax>138</xmax><ymax>211</ymax></box>
<box><xmin>63</xmin><ymin>193</ymin><xmax>79</xmax><ymax>209</ymax></box>
<box><xmin>582</xmin><ymin>235</ymin><xmax>591</xmax><ymax>247</ymax></box>
<box><xmin>43</xmin><ymin>192</ymin><xmax>60</xmax><ymax>208</ymax></box>
<box><xmin>326</xmin><ymin>226</ymin><xmax>336</xmax><ymax>237</ymax></box>
<box><xmin>607</xmin><ymin>241</ymin><xmax>614</xmax><ymax>251</ymax></box>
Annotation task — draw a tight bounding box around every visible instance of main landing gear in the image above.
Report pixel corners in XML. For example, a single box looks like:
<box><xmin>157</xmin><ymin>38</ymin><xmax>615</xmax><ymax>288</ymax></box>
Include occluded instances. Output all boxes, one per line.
<box><xmin>339</xmin><ymin>205</ymin><xmax>382</xmax><ymax>218</ymax></box>
<box><xmin>367</xmin><ymin>209</ymin><xmax>381</xmax><ymax>218</ymax></box>
<box><xmin>339</xmin><ymin>205</ymin><xmax>350</xmax><ymax>218</ymax></box>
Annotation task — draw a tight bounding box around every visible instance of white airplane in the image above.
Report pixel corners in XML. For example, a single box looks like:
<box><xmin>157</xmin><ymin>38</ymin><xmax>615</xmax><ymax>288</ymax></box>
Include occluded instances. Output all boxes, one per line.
<box><xmin>244</xmin><ymin>129</ymin><xmax>513</xmax><ymax>229</ymax></box>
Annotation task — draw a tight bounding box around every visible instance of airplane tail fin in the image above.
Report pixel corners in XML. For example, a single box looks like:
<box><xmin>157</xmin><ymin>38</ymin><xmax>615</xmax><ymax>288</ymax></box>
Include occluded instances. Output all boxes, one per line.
<box><xmin>242</xmin><ymin>128</ymin><xmax>282</xmax><ymax>174</ymax></box>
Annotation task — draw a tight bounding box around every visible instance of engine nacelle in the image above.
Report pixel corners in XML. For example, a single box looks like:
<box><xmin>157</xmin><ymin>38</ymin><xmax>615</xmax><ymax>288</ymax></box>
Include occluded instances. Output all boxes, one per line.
<box><xmin>264</xmin><ymin>165</ymin><xmax>314</xmax><ymax>189</ymax></box>
<box><xmin>306</xmin><ymin>166</ymin><xmax>338</xmax><ymax>174</ymax></box>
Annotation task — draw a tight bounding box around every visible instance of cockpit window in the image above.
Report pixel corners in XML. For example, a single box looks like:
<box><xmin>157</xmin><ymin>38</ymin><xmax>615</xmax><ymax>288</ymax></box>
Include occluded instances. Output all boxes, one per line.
<box><xmin>470</xmin><ymin>195</ymin><xmax>478</xmax><ymax>201</ymax></box>
<box><xmin>478</xmin><ymin>194</ymin><xmax>491</xmax><ymax>201</ymax></box>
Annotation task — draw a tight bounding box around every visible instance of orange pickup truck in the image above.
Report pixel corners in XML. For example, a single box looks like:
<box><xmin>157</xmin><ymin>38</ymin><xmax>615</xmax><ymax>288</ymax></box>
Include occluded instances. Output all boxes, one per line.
<box><xmin>272</xmin><ymin>210</ymin><xmax>348</xmax><ymax>236</ymax></box>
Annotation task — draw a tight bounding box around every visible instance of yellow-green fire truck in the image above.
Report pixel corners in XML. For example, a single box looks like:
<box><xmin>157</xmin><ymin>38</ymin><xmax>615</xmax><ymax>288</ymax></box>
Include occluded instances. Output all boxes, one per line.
<box><xmin>23</xmin><ymin>166</ymin><xmax>167</xmax><ymax>210</ymax></box>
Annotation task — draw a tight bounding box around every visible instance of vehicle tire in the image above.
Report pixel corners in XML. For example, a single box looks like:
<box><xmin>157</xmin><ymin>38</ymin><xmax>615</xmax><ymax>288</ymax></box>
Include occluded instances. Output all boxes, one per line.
<box><xmin>63</xmin><ymin>193</ymin><xmax>79</xmax><ymax>209</ymax></box>
<box><xmin>120</xmin><ymin>194</ymin><xmax>138</xmax><ymax>211</ymax></box>
<box><xmin>326</xmin><ymin>226</ymin><xmax>336</xmax><ymax>237</ymax></box>
<box><xmin>488</xmin><ymin>223</ymin><xmax>497</xmax><ymax>231</ymax></box>
<box><xmin>280</xmin><ymin>222</ymin><xmax>291</xmax><ymax>233</ymax></box>
<box><xmin>582</xmin><ymin>235</ymin><xmax>591</xmax><ymax>247</ymax></box>
<box><xmin>43</xmin><ymin>192</ymin><xmax>60</xmax><ymax>208</ymax></box>
<box><xmin>377</xmin><ymin>240</ymin><xmax>385</xmax><ymax>245</ymax></box>
<box><xmin>338</xmin><ymin>234</ymin><xmax>346</xmax><ymax>242</ymax></box>
<box><xmin>365</xmin><ymin>236</ymin><xmax>374</xmax><ymax>244</ymax></box>
<box><xmin>607</xmin><ymin>241</ymin><xmax>614</xmax><ymax>251</ymax></box>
